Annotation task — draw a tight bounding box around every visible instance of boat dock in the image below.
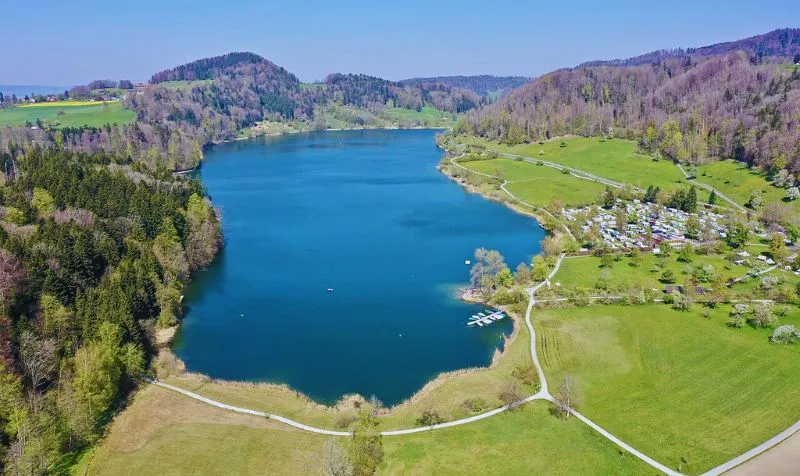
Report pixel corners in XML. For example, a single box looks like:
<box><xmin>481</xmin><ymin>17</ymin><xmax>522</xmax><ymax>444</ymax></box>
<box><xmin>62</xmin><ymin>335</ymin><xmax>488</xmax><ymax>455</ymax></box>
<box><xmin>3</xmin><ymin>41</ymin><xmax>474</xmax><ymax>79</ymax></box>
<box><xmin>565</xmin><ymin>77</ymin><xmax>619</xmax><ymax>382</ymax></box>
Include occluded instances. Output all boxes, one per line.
<box><xmin>467</xmin><ymin>309</ymin><xmax>505</xmax><ymax>327</ymax></box>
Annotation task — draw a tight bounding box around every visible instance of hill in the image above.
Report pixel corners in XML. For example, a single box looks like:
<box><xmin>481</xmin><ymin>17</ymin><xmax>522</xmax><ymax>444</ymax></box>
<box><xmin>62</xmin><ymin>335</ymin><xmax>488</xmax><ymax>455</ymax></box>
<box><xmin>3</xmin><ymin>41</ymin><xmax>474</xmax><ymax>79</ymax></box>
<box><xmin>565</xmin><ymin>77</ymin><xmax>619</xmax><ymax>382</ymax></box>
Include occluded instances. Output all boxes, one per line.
<box><xmin>149</xmin><ymin>52</ymin><xmax>266</xmax><ymax>83</ymax></box>
<box><xmin>577</xmin><ymin>28</ymin><xmax>800</xmax><ymax>68</ymax></box>
<box><xmin>399</xmin><ymin>75</ymin><xmax>531</xmax><ymax>97</ymax></box>
<box><xmin>461</xmin><ymin>50</ymin><xmax>800</xmax><ymax>174</ymax></box>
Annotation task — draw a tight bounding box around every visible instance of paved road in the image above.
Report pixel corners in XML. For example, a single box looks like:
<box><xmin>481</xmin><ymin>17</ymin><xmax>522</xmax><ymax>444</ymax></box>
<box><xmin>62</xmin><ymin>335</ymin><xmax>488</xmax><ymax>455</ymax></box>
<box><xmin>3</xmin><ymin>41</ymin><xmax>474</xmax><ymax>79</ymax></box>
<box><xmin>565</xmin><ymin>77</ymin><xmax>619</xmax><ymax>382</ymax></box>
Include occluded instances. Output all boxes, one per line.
<box><xmin>703</xmin><ymin>420</ymin><xmax>800</xmax><ymax>475</ymax></box>
<box><xmin>524</xmin><ymin>256</ymin><xmax>681</xmax><ymax>476</ymax></box>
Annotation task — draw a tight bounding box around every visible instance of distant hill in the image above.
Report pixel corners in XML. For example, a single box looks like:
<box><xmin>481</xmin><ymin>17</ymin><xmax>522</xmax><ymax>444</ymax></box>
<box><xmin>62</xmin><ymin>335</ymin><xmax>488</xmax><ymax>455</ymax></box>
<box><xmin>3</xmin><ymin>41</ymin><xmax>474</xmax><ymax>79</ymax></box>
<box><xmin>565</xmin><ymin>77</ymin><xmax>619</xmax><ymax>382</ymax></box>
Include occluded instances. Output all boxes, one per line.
<box><xmin>324</xmin><ymin>73</ymin><xmax>481</xmax><ymax>113</ymax></box>
<box><xmin>149</xmin><ymin>52</ymin><xmax>266</xmax><ymax>83</ymax></box>
<box><xmin>577</xmin><ymin>28</ymin><xmax>800</xmax><ymax>68</ymax></box>
<box><xmin>462</xmin><ymin>29</ymin><xmax>800</xmax><ymax>173</ymax></box>
<box><xmin>399</xmin><ymin>75</ymin><xmax>530</xmax><ymax>97</ymax></box>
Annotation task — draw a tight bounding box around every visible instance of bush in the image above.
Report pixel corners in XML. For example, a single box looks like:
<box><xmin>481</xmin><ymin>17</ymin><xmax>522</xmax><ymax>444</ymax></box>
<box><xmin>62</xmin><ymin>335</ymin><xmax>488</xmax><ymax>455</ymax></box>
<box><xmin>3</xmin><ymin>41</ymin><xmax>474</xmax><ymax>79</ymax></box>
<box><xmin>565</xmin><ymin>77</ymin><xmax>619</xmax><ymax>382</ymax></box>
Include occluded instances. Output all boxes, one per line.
<box><xmin>417</xmin><ymin>409</ymin><xmax>445</xmax><ymax>426</ymax></box>
<box><xmin>511</xmin><ymin>364</ymin><xmax>539</xmax><ymax>387</ymax></box>
<box><xmin>728</xmin><ymin>314</ymin><xmax>746</xmax><ymax>328</ymax></box>
<box><xmin>335</xmin><ymin>413</ymin><xmax>359</xmax><ymax>429</ymax></box>
<box><xmin>498</xmin><ymin>381</ymin><xmax>524</xmax><ymax>409</ymax></box>
<box><xmin>461</xmin><ymin>398</ymin><xmax>489</xmax><ymax>413</ymax></box>
<box><xmin>748</xmin><ymin>304</ymin><xmax>777</xmax><ymax>328</ymax></box>
<box><xmin>660</xmin><ymin>269</ymin><xmax>676</xmax><ymax>283</ymax></box>
<box><xmin>770</xmin><ymin>325</ymin><xmax>800</xmax><ymax>344</ymax></box>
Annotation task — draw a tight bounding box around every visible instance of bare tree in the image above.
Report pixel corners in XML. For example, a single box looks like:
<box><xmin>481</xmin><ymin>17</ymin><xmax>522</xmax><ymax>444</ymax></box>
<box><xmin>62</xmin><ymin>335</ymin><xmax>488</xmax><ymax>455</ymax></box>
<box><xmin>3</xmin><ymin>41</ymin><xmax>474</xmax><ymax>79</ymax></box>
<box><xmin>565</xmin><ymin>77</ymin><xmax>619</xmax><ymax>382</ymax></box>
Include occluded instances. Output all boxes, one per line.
<box><xmin>553</xmin><ymin>373</ymin><xmax>579</xmax><ymax>419</ymax></box>
<box><xmin>19</xmin><ymin>331</ymin><xmax>58</xmax><ymax>391</ymax></box>
<box><xmin>323</xmin><ymin>439</ymin><xmax>353</xmax><ymax>476</ymax></box>
<box><xmin>498</xmin><ymin>380</ymin><xmax>524</xmax><ymax>410</ymax></box>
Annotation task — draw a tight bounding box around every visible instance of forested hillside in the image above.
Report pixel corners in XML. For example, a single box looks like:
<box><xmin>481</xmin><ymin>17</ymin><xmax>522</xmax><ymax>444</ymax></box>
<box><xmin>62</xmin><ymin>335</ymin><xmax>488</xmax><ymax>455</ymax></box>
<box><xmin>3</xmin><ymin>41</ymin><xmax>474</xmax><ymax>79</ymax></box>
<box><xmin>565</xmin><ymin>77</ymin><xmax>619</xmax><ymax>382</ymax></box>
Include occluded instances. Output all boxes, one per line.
<box><xmin>323</xmin><ymin>73</ymin><xmax>482</xmax><ymax>113</ymax></box>
<box><xmin>578</xmin><ymin>27</ymin><xmax>800</xmax><ymax>68</ymax></box>
<box><xmin>461</xmin><ymin>52</ymin><xmax>800</xmax><ymax>173</ymax></box>
<box><xmin>0</xmin><ymin>148</ymin><xmax>220</xmax><ymax>472</ymax></box>
<box><xmin>400</xmin><ymin>75</ymin><xmax>531</xmax><ymax>97</ymax></box>
<box><xmin>149</xmin><ymin>52</ymin><xmax>265</xmax><ymax>83</ymax></box>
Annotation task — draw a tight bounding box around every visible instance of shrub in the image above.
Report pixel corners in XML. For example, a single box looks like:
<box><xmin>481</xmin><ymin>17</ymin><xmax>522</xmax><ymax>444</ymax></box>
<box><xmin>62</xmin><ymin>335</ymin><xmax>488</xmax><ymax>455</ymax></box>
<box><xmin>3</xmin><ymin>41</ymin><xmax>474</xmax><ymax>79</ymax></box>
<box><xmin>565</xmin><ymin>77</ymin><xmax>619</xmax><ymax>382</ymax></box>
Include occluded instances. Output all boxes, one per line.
<box><xmin>461</xmin><ymin>398</ymin><xmax>489</xmax><ymax>413</ymax></box>
<box><xmin>417</xmin><ymin>409</ymin><xmax>445</xmax><ymax>426</ymax></box>
<box><xmin>511</xmin><ymin>364</ymin><xmax>539</xmax><ymax>387</ymax></box>
<box><xmin>748</xmin><ymin>304</ymin><xmax>777</xmax><ymax>328</ymax></box>
<box><xmin>728</xmin><ymin>314</ymin><xmax>746</xmax><ymax>328</ymax></box>
<box><xmin>335</xmin><ymin>413</ymin><xmax>359</xmax><ymax>429</ymax></box>
<box><xmin>770</xmin><ymin>325</ymin><xmax>800</xmax><ymax>344</ymax></box>
<box><xmin>672</xmin><ymin>292</ymin><xmax>692</xmax><ymax>311</ymax></box>
<box><xmin>660</xmin><ymin>269</ymin><xmax>676</xmax><ymax>283</ymax></box>
<box><xmin>498</xmin><ymin>381</ymin><xmax>524</xmax><ymax>409</ymax></box>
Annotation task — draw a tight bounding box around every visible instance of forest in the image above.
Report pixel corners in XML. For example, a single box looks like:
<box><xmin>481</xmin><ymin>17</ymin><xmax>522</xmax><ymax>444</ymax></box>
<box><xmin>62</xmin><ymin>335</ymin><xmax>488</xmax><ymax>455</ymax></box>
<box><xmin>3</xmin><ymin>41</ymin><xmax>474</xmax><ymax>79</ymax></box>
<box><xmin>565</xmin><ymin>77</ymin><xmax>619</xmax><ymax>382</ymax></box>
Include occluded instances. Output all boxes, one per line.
<box><xmin>578</xmin><ymin>27</ymin><xmax>800</xmax><ymax>68</ymax></box>
<box><xmin>399</xmin><ymin>75</ymin><xmax>531</xmax><ymax>97</ymax></box>
<box><xmin>460</xmin><ymin>51</ymin><xmax>800</xmax><ymax>174</ymax></box>
<box><xmin>0</xmin><ymin>148</ymin><xmax>221</xmax><ymax>472</ymax></box>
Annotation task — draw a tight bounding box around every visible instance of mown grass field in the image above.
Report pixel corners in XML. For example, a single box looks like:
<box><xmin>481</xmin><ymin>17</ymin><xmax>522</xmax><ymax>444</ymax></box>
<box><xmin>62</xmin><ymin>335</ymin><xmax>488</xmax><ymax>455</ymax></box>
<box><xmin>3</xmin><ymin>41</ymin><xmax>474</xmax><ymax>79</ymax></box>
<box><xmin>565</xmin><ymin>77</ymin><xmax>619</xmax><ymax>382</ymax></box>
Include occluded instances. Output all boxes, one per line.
<box><xmin>83</xmin><ymin>386</ymin><xmax>650</xmax><ymax>475</ymax></box>
<box><xmin>463</xmin><ymin>157</ymin><xmax>608</xmax><ymax>207</ymax></box>
<box><xmin>380</xmin><ymin>402</ymin><xmax>649</xmax><ymax>475</ymax></box>
<box><xmin>460</xmin><ymin>136</ymin><xmax>695</xmax><ymax>195</ymax></box>
<box><xmin>535</xmin><ymin>304</ymin><xmax>800</xmax><ymax>474</ymax></box>
<box><xmin>0</xmin><ymin>101</ymin><xmax>134</xmax><ymax>127</ymax></box>
<box><xmin>696</xmin><ymin>160</ymin><xmax>793</xmax><ymax>209</ymax></box>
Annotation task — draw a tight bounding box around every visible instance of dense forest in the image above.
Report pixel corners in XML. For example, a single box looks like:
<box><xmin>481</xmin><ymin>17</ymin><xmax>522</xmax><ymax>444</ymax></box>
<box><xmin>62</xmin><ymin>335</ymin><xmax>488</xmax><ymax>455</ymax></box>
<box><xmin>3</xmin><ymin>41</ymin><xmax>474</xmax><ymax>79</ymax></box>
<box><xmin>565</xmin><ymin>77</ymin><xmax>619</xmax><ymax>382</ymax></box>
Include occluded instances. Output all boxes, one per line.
<box><xmin>323</xmin><ymin>73</ymin><xmax>483</xmax><ymax>113</ymax></box>
<box><xmin>399</xmin><ymin>75</ymin><xmax>531</xmax><ymax>97</ymax></box>
<box><xmin>578</xmin><ymin>28</ymin><xmax>800</xmax><ymax>68</ymax></box>
<box><xmin>461</xmin><ymin>51</ymin><xmax>800</xmax><ymax>174</ymax></box>
<box><xmin>0</xmin><ymin>148</ymin><xmax>220</xmax><ymax>472</ymax></box>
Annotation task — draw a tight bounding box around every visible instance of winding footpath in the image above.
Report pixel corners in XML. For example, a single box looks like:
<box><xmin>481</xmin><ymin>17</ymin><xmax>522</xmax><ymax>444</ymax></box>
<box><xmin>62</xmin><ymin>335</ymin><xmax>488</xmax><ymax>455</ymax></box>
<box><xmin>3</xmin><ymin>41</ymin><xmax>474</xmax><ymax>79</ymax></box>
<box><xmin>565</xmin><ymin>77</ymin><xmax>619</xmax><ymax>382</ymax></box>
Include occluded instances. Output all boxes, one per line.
<box><xmin>149</xmin><ymin>250</ymin><xmax>800</xmax><ymax>474</ymax></box>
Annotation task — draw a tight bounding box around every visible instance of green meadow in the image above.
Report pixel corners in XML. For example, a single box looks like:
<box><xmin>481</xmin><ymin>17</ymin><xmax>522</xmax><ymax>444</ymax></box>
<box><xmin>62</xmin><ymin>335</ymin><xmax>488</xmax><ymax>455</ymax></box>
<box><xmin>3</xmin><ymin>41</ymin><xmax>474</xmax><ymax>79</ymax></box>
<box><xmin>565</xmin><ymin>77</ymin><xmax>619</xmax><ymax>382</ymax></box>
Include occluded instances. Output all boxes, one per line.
<box><xmin>696</xmin><ymin>160</ymin><xmax>794</xmax><ymax>209</ymax></box>
<box><xmin>461</xmin><ymin>136</ymin><xmax>694</xmax><ymax>195</ymax></box>
<box><xmin>463</xmin><ymin>158</ymin><xmax>607</xmax><ymax>207</ymax></box>
<box><xmin>0</xmin><ymin>101</ymin><xmax>134</xmax><ymax>127</ymax></box>
<box><xmin>535</xmin><ymin>304</ymin><xmax>800</xmax><ymax>474</ymax></box>
<box><xmin>82</xmin><ymin>385</ymin><xmax>650</xmax><ymax>475</ymax></box>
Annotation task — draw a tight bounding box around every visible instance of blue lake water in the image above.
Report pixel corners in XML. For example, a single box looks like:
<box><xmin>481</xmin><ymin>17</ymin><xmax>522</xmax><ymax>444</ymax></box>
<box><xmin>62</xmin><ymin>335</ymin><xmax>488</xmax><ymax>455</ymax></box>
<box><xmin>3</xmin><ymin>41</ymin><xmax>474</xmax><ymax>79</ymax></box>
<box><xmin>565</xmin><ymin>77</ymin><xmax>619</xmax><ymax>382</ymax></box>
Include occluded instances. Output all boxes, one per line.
<box><xmin>172</xmin><ymin>129</ymin><xmax>544</xmax><ymax>405</ymax></box>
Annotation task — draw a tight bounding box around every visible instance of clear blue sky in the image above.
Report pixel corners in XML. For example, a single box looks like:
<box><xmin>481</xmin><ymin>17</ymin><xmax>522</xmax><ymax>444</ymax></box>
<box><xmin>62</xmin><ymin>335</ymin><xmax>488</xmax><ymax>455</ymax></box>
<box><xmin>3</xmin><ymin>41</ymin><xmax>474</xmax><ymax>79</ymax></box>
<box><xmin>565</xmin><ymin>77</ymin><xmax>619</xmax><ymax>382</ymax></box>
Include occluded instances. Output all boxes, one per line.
<box><xmin>1</xmin><ymin>0</ymin><xmax>799</xmax><ymax>85</ymax></box>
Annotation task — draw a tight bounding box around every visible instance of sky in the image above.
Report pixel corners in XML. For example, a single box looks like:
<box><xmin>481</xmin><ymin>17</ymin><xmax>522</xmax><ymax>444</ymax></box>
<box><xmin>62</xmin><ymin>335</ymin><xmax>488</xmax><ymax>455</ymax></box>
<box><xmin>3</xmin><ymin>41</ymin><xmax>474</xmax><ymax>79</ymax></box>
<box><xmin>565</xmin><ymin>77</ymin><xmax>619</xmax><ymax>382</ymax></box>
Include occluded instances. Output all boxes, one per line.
<box><xmin>1</xmin><ymin>0</ymin><xmax>799</xmax><ymax>86</ymax></box>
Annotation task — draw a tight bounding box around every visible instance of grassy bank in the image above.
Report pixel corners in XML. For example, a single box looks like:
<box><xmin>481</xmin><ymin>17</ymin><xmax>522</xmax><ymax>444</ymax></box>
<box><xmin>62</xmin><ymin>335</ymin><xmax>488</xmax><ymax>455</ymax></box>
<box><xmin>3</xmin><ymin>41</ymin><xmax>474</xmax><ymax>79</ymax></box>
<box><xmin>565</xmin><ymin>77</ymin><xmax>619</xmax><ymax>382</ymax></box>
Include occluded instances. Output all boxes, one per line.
<box><xmin>83</xmin><ymin>386</ymin><xmax>651</xmax><ymax>475</ymax></box>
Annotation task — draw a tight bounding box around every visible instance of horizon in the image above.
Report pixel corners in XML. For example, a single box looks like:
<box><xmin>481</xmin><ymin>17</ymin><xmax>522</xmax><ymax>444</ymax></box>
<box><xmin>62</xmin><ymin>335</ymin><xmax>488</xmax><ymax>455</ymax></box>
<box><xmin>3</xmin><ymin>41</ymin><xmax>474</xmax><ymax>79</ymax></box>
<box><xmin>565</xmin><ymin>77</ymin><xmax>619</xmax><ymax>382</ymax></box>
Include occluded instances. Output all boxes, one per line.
<box><xmin>1</xmin><ymin>0</ymin><xmax>799</xmax><ymax>85</ymax></box>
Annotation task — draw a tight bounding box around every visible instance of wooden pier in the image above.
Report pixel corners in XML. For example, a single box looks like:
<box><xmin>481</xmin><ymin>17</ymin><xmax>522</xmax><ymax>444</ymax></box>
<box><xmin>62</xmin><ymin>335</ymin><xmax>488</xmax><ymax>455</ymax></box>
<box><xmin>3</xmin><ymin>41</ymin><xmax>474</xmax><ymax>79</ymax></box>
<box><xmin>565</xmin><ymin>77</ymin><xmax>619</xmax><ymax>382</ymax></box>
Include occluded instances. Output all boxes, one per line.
<box><xmin>467</xmin><ymin>309</ymin><xmax>505</xmax><ymax>327</ymax></box>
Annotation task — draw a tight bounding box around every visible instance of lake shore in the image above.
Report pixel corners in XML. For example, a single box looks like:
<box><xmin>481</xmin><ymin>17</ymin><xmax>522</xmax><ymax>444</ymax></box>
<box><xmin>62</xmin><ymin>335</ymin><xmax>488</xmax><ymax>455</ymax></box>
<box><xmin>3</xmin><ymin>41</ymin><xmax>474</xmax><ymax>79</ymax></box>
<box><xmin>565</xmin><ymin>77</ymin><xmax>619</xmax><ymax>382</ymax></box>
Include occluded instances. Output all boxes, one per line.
<box><xmin>170</xmin><ymin>129</ymin><xmax>537</xmax><ymax>408</ymax></box>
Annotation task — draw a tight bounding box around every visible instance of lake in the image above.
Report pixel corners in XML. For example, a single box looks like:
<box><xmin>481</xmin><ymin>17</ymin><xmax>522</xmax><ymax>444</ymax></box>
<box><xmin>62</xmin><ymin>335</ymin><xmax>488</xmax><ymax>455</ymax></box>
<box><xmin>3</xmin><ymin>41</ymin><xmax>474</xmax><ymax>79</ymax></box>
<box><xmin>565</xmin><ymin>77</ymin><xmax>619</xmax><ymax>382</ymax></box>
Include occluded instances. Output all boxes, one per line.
<box><xmin>172</xmin><ymin>129</ymin><xmax>544</xmax><ymax>405</ymax></box>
